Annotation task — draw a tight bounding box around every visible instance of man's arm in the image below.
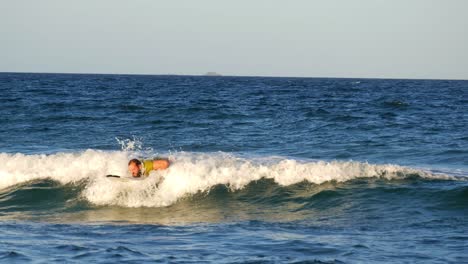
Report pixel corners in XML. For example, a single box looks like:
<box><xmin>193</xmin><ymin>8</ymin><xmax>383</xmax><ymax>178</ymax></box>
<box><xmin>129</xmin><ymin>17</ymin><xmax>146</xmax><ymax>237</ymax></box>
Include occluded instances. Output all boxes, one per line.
<box><xmin>153</xmin><ymin>159</ymin><xmax>170</xmax><ymax>170</ymax></box>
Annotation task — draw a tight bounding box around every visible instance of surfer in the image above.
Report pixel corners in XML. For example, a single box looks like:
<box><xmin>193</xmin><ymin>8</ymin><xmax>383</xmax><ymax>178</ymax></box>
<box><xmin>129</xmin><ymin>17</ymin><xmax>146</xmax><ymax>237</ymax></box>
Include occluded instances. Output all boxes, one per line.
<box><xmin>128</xmin><ymin>158</ymin><xmax>170</xmax><ymax>177</ymax></box>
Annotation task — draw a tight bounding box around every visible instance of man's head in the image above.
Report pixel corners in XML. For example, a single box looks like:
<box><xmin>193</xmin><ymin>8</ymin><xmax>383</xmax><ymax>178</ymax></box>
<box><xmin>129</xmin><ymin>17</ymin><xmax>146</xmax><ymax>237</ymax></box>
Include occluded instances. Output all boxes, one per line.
<box><xmin>128</xmin><ymin>159</ymin><xmax>142</xmax><ymax>177</ymax></box>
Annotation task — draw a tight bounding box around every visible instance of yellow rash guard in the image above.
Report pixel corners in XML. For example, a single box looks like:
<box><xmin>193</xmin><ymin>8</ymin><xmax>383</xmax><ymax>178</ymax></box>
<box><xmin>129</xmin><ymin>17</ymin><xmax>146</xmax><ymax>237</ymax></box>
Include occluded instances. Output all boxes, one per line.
<box><xmin>142</xmin><ymin>160</ymin><xmax>154</xmax><ymax>176</ymax></box>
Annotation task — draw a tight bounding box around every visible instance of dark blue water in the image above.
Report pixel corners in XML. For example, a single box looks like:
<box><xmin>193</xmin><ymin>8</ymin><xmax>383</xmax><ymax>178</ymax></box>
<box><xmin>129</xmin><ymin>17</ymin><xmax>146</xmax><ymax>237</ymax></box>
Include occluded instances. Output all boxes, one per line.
<box><xmin>0</xmin><ymin>72</ymin><xmax>467</xmax><ymax>263</ymax></box>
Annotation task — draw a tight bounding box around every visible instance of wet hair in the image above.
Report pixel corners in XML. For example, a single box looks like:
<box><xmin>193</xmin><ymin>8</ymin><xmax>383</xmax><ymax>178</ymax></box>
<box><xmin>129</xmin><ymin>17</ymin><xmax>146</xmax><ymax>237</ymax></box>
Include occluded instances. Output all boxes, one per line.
<box><xmin>128</xmin><ymin>158</ymin><xmax>141</xmax><ymax>166</ymax></box>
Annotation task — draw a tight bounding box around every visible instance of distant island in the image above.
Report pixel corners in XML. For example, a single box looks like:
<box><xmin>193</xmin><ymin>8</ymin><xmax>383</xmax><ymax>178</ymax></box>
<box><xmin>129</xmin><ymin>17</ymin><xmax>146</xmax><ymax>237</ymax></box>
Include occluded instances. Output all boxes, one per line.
<box><xmin>204</xmin><ymin>72</ymin><xmax>222</xmax><ymax>76</ymax></box>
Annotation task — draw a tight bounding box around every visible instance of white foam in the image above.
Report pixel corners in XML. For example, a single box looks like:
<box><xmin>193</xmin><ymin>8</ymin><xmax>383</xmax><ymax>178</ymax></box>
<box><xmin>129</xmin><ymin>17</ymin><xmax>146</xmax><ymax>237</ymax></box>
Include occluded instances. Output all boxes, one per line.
<box><xmin>0</xmin><ymin>150</ymin><xmax>129</xmax><ymax>189</ymax></box>
<box><xmin>0</xmin><ymin>150</ymin><xmax>456</xmax><ymax>207</ymax></box>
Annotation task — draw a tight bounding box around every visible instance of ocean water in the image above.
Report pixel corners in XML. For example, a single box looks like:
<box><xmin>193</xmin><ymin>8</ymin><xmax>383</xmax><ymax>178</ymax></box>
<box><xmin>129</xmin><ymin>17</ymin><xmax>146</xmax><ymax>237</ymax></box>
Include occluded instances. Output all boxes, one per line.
<box><xmin>0</xmin><ymin>72</ymin><xmax>467</xmax><ymax>263</ymax></box>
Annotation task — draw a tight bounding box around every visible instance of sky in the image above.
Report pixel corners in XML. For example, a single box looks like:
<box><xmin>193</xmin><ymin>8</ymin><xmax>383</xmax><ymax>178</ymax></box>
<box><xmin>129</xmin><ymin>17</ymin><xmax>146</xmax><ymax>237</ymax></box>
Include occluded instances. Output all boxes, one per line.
<box><xmin>1</xmin><ymin>0</ymin><xmax>468</xmax><ymax>79</ymax></box>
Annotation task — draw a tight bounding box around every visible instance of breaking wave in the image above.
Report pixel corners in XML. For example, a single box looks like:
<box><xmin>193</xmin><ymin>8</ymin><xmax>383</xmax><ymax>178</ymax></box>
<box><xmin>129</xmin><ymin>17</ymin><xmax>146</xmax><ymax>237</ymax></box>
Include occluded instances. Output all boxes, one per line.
<box><xmin>0</xmin><ymin>149</ymin><xmax>459</xmax><ymax>208</ymax></box>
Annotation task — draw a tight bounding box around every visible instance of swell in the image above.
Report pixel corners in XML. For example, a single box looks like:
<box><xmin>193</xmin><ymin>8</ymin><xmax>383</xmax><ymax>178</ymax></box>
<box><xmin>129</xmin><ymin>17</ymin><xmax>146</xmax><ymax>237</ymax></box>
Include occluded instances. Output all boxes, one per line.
<box><xmin>0</xmin><ymin>179</ymin><xmax>87</xmax><ymax>217</ymax></box>
<box><xmin>0</xmin><ymin>177</ymin><xmax>466</xmax><ymax>224</ymax></box>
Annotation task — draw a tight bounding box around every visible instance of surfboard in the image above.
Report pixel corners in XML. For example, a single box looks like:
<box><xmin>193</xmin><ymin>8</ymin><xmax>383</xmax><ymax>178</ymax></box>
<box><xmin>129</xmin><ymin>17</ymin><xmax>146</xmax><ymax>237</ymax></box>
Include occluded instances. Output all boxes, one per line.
<box><xmin>105</xmin><ymin>175</ymin><xmax>146</xmax><ymax>182</ymax></box>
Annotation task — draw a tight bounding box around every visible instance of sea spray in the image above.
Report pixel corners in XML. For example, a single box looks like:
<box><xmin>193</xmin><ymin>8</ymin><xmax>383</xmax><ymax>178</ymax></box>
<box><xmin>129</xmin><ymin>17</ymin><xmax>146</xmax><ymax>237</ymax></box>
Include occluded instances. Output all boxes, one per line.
<box><xmin>115</xmin><ymin>136</ymin><xmax>153</xmax><ymax>153</ymax></box>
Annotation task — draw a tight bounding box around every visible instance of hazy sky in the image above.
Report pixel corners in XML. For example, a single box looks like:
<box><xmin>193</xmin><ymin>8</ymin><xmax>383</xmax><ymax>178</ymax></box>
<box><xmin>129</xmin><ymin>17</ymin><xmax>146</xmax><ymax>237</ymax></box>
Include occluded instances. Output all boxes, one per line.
<box><xmin>2</xmin><ymin>0</ymin><xmax>468</xmax><ymax>79</ymax></box>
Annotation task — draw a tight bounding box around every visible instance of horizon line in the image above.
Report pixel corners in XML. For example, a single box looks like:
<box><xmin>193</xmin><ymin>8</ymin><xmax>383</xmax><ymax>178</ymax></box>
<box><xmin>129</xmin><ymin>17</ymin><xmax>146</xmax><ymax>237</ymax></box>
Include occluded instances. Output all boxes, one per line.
<box><xmin>0</xmin><ymin>70</ymin><xmax>466</xmax><ymax>82</ymax></box>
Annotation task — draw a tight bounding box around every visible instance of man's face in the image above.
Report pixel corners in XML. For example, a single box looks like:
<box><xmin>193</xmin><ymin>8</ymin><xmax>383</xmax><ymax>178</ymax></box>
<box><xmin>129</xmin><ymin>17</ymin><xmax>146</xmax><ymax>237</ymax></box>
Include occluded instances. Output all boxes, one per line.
<box><xmin>128</xmin><ymin>163</ymin><xmax>141</xmax><ymax>177</ymax></box>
